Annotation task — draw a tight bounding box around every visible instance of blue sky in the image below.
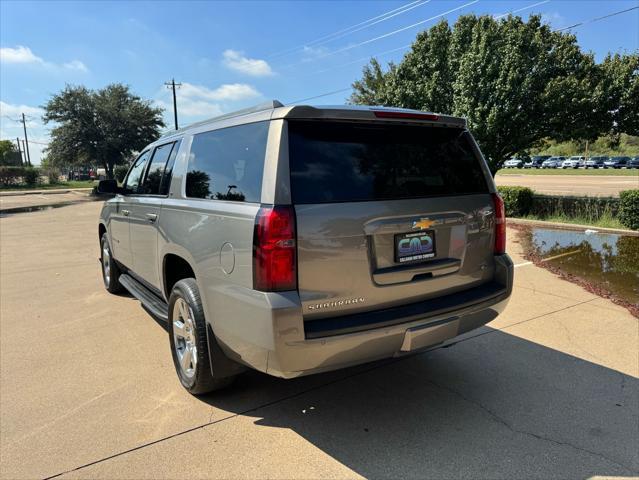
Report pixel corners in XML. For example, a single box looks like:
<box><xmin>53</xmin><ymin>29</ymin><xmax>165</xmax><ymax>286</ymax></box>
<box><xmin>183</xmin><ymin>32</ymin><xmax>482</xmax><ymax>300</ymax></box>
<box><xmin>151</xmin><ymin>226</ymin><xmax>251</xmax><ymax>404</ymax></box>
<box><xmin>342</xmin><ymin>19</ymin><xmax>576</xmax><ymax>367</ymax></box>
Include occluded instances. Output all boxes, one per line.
<box><xmin>1</xmin><ymin>0</ymin><xmax>637</xmax><ymax>163</ymax></box>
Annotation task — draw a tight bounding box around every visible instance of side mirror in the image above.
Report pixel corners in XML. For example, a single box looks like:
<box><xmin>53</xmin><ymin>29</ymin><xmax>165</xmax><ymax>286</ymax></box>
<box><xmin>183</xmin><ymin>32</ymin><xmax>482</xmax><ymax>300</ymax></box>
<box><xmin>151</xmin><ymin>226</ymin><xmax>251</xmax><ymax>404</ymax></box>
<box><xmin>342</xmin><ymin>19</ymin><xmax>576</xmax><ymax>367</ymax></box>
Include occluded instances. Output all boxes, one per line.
<box><xmin>96</xmin><ymin>179</ymin><xmax>118</xmax><ymax>194</ymax></box>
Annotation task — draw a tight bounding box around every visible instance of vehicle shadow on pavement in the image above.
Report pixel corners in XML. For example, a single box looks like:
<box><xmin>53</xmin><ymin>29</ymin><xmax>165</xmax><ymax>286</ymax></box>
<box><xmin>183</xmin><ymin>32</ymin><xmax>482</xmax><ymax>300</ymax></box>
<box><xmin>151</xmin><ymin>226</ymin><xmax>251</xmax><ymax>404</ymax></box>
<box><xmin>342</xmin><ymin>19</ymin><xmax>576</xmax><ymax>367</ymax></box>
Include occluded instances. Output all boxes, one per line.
<box><xmin>201</xmin><ymin>328</ymin><xmax>638</xmax><ymax>479</ymax></box>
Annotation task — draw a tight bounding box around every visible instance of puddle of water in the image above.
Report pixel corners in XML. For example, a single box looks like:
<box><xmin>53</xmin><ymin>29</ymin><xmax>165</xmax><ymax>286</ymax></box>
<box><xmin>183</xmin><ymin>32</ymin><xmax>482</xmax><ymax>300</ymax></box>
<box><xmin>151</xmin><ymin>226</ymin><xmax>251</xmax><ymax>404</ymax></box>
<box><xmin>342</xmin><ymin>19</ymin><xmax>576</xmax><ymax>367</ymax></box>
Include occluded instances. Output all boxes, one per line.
<box><xmin>0</xmin><ymin>199</ymin><xmax>101</xmax><ymax>217</ymax></box>
<box><xmin>522</xmin><ymin>227</ymin><xmax>639</xmax><ymax>306</ymax></box>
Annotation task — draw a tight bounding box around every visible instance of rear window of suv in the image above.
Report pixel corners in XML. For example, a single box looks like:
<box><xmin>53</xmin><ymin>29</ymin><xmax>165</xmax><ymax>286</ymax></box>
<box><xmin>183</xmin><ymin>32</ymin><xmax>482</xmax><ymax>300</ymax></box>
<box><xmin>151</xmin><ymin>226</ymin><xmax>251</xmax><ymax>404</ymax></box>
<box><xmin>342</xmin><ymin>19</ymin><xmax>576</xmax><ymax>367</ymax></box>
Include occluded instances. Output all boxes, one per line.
<box><xmin>288</xmin><ymin>121</ymin><xmax>488</xmax><ymax>204</ymax></box>
<box><xmin>185</xmin><ymin>121</ymin><xmax>269</xmax><ymax>203</ymax></box>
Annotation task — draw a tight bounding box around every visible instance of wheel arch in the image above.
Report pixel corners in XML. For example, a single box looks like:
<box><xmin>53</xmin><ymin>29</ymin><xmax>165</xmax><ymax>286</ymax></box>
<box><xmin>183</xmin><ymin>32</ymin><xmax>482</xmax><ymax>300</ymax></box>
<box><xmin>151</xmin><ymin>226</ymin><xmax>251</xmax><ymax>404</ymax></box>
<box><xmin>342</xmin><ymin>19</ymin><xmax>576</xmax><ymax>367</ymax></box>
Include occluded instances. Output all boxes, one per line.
<box><xmin>162</xmin><ymin>253</ymin><xmax>197</xmax><ymax>301</ymax></box>
<box><xmin>98</xmin><ymin>222</ymin><xmax>107</xmax><ymax>242</ymax></box>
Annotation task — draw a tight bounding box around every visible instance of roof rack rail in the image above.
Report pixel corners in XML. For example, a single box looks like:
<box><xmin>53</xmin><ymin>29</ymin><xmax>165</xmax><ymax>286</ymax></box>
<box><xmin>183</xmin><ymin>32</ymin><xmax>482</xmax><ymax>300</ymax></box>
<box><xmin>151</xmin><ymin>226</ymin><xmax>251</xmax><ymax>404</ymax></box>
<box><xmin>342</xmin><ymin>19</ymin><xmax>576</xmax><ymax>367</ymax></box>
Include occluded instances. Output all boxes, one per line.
<box><xmin>161</xmin><ymin>100</ymin><xmax>284</xmax><ymax>138</ymax></box>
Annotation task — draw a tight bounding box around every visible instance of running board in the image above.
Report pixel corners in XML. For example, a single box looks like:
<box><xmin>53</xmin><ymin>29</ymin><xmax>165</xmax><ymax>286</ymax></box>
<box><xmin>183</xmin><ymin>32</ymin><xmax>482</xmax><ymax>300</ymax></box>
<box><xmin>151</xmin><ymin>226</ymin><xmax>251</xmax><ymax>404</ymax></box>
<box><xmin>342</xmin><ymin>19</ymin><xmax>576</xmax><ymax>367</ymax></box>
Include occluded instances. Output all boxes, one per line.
<box><xmin>119</xmin><ymin>274</ymin><xmax>169</xmax><ymax>322</ymax></box>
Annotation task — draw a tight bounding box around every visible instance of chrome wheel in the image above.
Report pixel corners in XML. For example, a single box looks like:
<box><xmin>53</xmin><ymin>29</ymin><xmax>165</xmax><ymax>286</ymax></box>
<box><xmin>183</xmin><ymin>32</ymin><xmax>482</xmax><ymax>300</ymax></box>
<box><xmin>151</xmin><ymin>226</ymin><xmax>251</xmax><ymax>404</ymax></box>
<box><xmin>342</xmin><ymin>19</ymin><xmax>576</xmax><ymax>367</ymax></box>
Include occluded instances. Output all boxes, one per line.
<box><xmin>102</xmin><ymin>243</ymin><xmax>111</xmax><ymax>286</ymax></box>
<box><xmin>172</xmin><ymin>298</ymin><xmax>197</xmax><ymax>379</ymax></box>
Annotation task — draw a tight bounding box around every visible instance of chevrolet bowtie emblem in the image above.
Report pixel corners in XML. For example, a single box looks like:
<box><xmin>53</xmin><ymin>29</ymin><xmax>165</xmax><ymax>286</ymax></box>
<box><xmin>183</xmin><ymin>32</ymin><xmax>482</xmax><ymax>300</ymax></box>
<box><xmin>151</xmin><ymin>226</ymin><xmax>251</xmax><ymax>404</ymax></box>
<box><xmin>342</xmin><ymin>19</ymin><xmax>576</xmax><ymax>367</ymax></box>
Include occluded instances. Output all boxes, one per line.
<box><xmin>412</xmin><ymin>218</ymin><xmax>435</xmax><ymax>230</ymax></box>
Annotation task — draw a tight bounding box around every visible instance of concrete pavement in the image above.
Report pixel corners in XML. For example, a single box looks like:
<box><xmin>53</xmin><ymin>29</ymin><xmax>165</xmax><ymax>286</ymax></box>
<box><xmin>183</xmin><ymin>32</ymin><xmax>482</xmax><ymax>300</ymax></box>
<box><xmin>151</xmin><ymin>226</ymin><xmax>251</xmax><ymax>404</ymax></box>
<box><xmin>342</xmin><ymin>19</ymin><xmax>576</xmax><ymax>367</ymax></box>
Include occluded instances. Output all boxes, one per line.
<box><xmin>0</xmin><ymin>191</ymin><xmax>97</xmax><ymax>212</ymax></box>
<box><xmin>495</xmin><ymin>174</ymin><xmax>639</xmax><ymax>196</ymax></box>
<box><xmin>0</xmin><ymin>202</ymin><xmax>637</xmax><ymax>479</ymax></box>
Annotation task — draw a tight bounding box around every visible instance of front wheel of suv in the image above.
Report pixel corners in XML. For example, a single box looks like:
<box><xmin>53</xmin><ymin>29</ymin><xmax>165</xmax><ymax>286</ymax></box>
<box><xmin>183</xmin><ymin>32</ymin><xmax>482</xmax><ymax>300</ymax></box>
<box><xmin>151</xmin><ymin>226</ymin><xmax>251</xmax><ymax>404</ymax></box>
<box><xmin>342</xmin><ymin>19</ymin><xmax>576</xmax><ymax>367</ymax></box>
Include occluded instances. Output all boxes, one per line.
<box><xmin>101</xmin><ymin>233</ymin><xmax>124</xmax><ymax>294</ymax></box>
<box><xmin>168</xmin><ymin>278</ymin><xmax>235</xmax><ymax>394</ymax></box>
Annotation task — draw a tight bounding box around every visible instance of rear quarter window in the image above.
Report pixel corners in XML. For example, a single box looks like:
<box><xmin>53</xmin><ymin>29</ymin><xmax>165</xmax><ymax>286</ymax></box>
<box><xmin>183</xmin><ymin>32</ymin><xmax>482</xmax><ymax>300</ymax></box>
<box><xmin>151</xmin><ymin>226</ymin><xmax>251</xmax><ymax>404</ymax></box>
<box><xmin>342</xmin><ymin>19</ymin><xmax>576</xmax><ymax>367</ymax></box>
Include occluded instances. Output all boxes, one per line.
<box><xmin>288</xmin><ymin>121</ymin><xmax>489</xmax><ymax>204</ymax></box>
<box><xmin>185</xmin><ymin>121</ymin><xmax>269</xmax><ymax>202</ymax></box>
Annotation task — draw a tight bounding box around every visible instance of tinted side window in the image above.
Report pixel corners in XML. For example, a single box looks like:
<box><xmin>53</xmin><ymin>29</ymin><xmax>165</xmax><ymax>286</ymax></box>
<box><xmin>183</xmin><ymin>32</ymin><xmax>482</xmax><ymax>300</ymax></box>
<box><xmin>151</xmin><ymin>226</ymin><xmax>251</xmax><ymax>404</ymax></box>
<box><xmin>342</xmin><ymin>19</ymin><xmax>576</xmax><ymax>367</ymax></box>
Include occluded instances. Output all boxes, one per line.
<box><xmin>124</xmin><ymin>151</ymin><xmax>150</xmax><ymax>193</ymax></box>
<box><xmin>159</xmin><ymin>139</ymin><xmax>181</xmax><ymax>196</ymax></box>
<box><xmin>288</xmin><ymin>121</ymin><xmax>488</xmax><ymax>204</ymax></box>
<box><xmin>143</xmin><ymin>142</ymin><xmax>175</xmax><ymax>195</ymax></box>
<box><xmin>185</xmin><ymin>122</ymin><xmax>269</xmax><ymax>202</ymax></box>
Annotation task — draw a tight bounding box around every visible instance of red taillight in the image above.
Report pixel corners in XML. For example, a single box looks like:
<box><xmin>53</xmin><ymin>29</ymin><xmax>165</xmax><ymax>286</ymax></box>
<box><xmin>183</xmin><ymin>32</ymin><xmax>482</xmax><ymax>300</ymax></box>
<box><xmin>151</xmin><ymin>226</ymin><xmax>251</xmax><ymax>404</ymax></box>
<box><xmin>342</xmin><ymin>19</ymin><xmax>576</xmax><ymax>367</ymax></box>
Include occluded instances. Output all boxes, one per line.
<box><xmin>253</xmin><ymin>205</ymin><xmax>297</xmax><ymax>291</ymax></box>
<box><xmin>492</xmin><ymin>193</ymin><xmax>506</xmax><ymax>255</ymax></box>
<box><xmin>373</xmin><ymin>110</ymin><xmax>439</xmax><ymax>121</ymax></box>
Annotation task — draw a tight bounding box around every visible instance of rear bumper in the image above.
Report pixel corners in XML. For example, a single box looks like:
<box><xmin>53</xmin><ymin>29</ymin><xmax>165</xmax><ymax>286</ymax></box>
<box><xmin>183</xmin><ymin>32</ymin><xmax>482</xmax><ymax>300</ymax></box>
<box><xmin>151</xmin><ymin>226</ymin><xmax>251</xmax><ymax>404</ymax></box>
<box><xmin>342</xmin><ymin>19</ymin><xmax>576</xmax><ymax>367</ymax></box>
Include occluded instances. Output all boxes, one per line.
<box><xmin>209</xmin><ymin>255</ymin><xmax>513</xmax><ymax>379</ymax></box>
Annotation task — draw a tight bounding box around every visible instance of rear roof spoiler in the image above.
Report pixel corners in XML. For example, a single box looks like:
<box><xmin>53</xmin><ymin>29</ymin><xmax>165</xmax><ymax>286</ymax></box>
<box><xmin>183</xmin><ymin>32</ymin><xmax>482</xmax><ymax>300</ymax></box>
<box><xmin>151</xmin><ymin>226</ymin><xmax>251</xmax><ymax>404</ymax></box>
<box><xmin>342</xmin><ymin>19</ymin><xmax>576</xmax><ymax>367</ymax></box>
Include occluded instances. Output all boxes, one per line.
<box><xmin>275</xmin><ymin>105</ymin><xmax>467</xmax><ymax>128</ymax></box>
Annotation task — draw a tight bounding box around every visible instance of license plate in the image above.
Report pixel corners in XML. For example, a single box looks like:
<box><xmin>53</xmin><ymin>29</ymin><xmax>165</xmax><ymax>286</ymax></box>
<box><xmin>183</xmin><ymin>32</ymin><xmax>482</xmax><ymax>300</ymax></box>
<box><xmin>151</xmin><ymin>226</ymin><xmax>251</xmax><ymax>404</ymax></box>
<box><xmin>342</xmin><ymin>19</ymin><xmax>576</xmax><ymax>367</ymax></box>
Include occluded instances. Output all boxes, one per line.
<box><xmin>395</xmin><ymin>230</ymin><xmax>436</xmax><ymax>264</ymax></box>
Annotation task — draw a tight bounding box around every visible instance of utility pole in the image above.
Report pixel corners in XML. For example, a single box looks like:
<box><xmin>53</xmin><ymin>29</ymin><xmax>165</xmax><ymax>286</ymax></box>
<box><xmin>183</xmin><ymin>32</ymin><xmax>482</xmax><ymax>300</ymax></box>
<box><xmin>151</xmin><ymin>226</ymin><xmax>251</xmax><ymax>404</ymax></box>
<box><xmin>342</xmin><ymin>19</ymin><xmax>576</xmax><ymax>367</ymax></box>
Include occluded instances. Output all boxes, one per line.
<box><xmin>20</xmin><ymin>113</ymin><xmax>32</xmax><ymax>166</ymax></box>
<box><xmin>16</xmin><ymin>137</ymin><xmax>24</xmax><ymax>165</ymax></box>
<box><xmin>164</xmin><ymin>78</ymin><xmax>182</xmax><ymax>130</ymax></box>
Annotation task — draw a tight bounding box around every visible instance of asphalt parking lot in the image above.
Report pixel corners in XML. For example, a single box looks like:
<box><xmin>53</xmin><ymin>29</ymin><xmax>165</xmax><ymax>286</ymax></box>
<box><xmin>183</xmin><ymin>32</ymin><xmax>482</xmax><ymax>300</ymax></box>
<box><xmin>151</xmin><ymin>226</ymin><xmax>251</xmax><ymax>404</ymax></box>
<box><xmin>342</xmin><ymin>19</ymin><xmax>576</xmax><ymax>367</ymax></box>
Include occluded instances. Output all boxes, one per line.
<box><xmin>0</xmin><ymin>190</ymin><xmax>96</xmax><ymax>212</ymax></box>
<box><xmin>495</xmin><ymin>174</ymin><xmax>639</xmax><ymax>196</ymax></box>
<box><xmin>1</xmin><ymin>201</ymin><xmax>637</xmax><ymax>479</ymax></box>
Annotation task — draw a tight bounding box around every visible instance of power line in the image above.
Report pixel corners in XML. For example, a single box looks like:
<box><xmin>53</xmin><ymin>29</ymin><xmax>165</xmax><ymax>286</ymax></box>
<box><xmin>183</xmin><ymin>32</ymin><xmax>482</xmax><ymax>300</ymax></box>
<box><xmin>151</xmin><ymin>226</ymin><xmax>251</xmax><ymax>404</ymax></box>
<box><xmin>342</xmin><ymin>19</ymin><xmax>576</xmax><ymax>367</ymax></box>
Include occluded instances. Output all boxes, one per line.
<box><xmin>312</xmin><ymin>43</ymin><xmax>412</xmax><ymax>75</ymax></box>
<box><xmin>269</xmin><ymin>0</ymin><xmax>425</xmax><ymax>59</ymax></box>
<box><xmin>286</xmin><ymin>87</ymin><xmax>354</xmax><ymax>105</ymax></box>
<box><xmin>555</xmin><ymin>4</ymin><xmax>639</xmax><ymax>32</ymax></box>
<box><xmin>493</xmin><ymin>0</ymin><xmax>550</xmax><ymax>20</ymax></box>
<box><xmin>288</xmin><ymin>2</ymin><xmax>638</xmax><ymax>106</ymax></box>
<box><xmin>282</xmin><ymin>0</ymin><xmax>479</xmax><ymax>68</ymax></box>
<box><xmin>26</xmin><ymin>139</ymin><xmax>49</xmax><ymax>146</ymax></box>
<box><xmin>303</xmin><ymin>1</ymin><xmax>432</xmax><ymax>50</ymax></box>
<box><xmin>308</xmin><ymin>0</ymin><xmax>546</xmax><ymax>77</ymax></box>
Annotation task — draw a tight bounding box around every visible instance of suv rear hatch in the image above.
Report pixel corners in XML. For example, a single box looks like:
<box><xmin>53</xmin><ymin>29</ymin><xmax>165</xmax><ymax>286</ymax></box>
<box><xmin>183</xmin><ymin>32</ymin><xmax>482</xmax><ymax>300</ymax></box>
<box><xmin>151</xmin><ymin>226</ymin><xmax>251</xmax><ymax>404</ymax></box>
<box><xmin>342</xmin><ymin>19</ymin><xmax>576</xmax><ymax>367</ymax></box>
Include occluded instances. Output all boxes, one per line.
<box><xmin>288</xmin><ymin>119</ymin><xmax>498</xmax><ymax>333</ymax></box>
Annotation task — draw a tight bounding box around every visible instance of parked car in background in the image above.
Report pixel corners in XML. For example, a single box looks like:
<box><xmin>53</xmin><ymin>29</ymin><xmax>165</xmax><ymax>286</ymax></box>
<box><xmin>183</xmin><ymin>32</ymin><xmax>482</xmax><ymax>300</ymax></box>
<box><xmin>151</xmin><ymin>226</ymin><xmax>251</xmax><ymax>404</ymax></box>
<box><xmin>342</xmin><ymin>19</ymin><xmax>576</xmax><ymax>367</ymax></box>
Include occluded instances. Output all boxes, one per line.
<box><xmin>562</xmin><ymin>156</ymin><xmax>584</xmax><ymax>169</ymax></box>
<box><xmin>503</xmin><ymin>158</ymin><xmax>524</xmax><ymax>168</ymax></box>
<box><xmin>604</xmin><ymin>156</ymin><xmax>631</xmax><ymax>169</ymax></box>
<box><xmin>96</xmin><ymin>101</ymin><xmax>513</xmax><ymax>394</ymax></box>
<box><xmin>524</xmin><ymin>155</ymin><xmax>550</xmax><ymax>169</ymax></box>
<box><xmin>585</xmin><ymin>156</ymin><xmax>608</xmax><ymax>168</ymax></box>
<box><xmin>627</xmin><ymin>157</ymin><xmax>639</xmax><ymax>169</ymax></box>
<box><xmin>542</xmin><ymin>157</ymin><xmax>564</xmax><ymax>169</ymax></box>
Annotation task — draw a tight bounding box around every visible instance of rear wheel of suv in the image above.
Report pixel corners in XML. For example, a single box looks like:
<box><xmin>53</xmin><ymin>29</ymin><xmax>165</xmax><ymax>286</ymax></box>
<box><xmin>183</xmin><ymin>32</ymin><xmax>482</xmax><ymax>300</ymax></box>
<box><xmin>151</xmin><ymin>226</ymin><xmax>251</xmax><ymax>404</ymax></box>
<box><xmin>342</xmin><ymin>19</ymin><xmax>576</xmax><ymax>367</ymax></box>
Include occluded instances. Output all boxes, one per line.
<box><xmin>168</xmin><ymin>278</ymin><xmax>235</xmax><ymax>394</ymax></box>
<box><xmin>100</xmin><ymin>233</ymin><xmax>124</xmax><ymax>294</ymax></box>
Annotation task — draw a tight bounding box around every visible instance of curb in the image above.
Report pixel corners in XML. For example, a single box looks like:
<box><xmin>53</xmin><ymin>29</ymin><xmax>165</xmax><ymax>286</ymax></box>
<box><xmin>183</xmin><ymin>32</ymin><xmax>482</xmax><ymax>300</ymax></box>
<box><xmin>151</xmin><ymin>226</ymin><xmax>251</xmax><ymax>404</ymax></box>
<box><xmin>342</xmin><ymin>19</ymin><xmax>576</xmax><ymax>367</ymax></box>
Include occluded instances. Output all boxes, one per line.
<box><xmin>507</xmin><ymin>217</ymin><xmax>639</xmax><ymax>236</ymax></box>
<box><xmin>0</xmin><ymin>188</ymin><xmax>94</xmax><ymax>197</ymax></box>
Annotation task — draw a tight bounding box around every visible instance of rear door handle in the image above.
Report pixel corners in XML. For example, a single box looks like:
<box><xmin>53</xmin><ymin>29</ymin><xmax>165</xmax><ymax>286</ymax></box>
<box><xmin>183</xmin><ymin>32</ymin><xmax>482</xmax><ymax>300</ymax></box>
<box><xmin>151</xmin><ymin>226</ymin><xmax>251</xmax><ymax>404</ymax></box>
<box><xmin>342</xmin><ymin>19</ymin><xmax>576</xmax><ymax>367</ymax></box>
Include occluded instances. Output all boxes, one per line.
<box><xmin>146</xmin><ymin>213</ymin><xmax>158</xmax><ymax>223</ymax></box>
<box><xmin>122</xmin><ymin>209</ymin><xmax>130</xmax><ymax>216</ymax></box>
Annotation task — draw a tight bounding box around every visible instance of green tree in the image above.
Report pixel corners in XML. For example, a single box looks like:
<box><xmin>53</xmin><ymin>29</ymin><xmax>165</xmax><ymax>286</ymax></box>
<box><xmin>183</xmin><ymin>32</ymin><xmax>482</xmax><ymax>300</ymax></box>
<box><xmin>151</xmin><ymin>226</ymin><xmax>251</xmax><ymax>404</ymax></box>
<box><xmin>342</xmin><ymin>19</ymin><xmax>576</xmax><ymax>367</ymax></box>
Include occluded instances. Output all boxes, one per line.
<box><xmin>43</xmin><ymin>84</ymin><xmax>164</xmax><ymax>178</ymax></box>
<box><xmin>597</xmin><ymin>53</ymin><xmax>639</xmax><ymax>140</ymax></box>
<box><xmin>0</xmin><ymin>139</ymin><xmax>22</xmax><ymax>166</ymax></box>
<box><xmin>350</xmin><ymin>14</ymin><xmax>638</xmax><ymax>174</ymax></box>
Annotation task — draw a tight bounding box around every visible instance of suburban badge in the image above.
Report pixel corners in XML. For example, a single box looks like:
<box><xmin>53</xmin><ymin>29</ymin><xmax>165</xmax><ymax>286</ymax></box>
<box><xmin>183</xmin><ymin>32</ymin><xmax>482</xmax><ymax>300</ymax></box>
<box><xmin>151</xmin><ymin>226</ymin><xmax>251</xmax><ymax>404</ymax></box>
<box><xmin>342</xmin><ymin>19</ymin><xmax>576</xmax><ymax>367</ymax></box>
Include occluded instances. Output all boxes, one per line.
<box><xmin>308</xmin><ymin>297</ymin><xmax>366</xmax><ymax>310</ymax></box>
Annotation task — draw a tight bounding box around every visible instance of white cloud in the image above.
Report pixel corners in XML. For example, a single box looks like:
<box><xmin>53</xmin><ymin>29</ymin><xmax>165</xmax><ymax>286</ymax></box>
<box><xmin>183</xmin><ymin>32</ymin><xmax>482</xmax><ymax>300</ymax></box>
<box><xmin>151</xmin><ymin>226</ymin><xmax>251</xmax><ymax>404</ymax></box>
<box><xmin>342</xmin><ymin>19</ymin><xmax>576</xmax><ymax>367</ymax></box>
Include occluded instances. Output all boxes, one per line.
<box><xmin>222</xmin><ymin>49</ymin><xmax>274</xmax><ymax>77</ymax></box>
<box><xmin>541</xmin><ymin>11</ymin><xmax>566</xmax><ymax>28</ymax></box>
<box><xmin>0</xmin><ymin>46</ymin><xmax>44</xmax><ymax>64</ymax></box>
<box><xmin>0</xmin><ymin>101</ymin><xmax>43</xmax><ymax>120</ymax></box>
<box><xmin>181</xmin><ymin>83</ymin><xmax>260</xmax><ymax>102</ymax></box>
<box><xmin>62</xmin><ymin>60</ymin><xmax>88</xmax><ymax>72</ymax></box>
<box><xmin>155</xmin><ymin>82</ymin><xmax>261</xmax><ymax>120</ymax></box>
<box><xmin>0</xmin><ymin>45</ymin><xmax>88</xmax><ymax>72</ymax></box>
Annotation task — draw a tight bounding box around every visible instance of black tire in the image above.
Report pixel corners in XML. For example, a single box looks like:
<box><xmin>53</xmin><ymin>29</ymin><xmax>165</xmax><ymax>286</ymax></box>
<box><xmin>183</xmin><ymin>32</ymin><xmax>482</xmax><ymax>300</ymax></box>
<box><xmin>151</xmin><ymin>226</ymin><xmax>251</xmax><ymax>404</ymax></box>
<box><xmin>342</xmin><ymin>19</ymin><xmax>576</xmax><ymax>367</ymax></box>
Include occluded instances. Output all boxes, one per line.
<box><xmin>100</xmin><ymin>233</ymin><xmax>124</xmax><ymax>294</ymax></box>
<box><xmin>168</xmin><ymin>278</ymin><xmax>235</xmax><ymax>394</ymax></box>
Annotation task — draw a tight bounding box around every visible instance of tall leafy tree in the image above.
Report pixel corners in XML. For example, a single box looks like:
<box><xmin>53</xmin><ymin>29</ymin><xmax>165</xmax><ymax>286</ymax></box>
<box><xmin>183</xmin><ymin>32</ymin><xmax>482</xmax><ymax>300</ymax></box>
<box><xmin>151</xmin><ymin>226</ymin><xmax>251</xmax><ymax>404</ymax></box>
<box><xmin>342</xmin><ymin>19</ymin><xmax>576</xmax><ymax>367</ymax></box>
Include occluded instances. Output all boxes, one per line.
<box><xmin>350</xmin><ymin>14</ymin><xmax>638</xmax><ymax>173</ymax></box>
<box><xmin>0</xmin><ymin>139</ymin><xmax>22</xmax><ymax>166</ymax></box>
<box><xmin>43</xmin><ymin>84</ymin><xmax>164</xmax><ymax>178</ymax></box>
<box><xmin>597</xmin><ymin>53</ymin><xmax>639</xmax><ymax>140</ymax></box>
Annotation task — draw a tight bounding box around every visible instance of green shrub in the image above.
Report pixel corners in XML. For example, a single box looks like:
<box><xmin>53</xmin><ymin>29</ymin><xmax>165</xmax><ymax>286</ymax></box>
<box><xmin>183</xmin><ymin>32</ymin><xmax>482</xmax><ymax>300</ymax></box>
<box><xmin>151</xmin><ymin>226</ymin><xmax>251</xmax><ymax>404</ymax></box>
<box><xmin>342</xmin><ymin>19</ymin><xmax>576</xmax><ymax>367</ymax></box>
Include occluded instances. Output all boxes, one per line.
<box><xmin>618</xmin><ymin>189</ymin><xmax>639</xmax><ymax>230</ymax></box>
<box><xmin>23</xmin><ymin>168</ymin><xmax>40</xmax><ymax>186</ymax></box>
<box><xmin>497</xmin><ymin>186</ymin><xmax>535</xmax><ymax>216</ymax></box>
<box><xmin>114</xmin><ymin>164</ymin><xmax>129</xmax><ymax>183</ymax></box>
<box><xmin>531</xmin><ymin>195</ymin><xmax>619</xmax><ymax>224</ymax></box>
<box><xmin>45</xmin><ymin>167</ymin><xmax>61</xmax><ymax>185</ymax></box>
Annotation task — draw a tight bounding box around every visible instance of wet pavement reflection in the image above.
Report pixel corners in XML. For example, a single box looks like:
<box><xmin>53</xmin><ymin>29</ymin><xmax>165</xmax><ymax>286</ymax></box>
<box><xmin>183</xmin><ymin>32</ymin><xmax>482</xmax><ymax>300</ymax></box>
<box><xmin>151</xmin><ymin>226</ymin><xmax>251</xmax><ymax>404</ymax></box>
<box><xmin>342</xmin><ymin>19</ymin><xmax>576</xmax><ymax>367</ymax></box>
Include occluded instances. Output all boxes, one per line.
<box><xmin>521</xmin><ymin>227</ymin><xmax>639</xmax><ymax>306</ymax></box>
